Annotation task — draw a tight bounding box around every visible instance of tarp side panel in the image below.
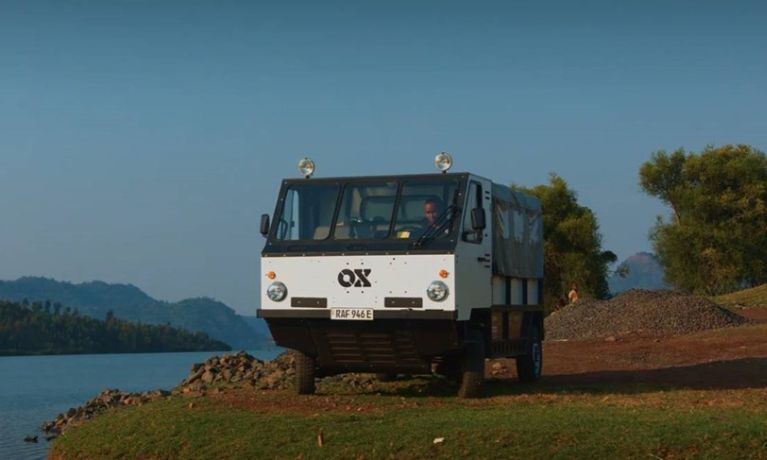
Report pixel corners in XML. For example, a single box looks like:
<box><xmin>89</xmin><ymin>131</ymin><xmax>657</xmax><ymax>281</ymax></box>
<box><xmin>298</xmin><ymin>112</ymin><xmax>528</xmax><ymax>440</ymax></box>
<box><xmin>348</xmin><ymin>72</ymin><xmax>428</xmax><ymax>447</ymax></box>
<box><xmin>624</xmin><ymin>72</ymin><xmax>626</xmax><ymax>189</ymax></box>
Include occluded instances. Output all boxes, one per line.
<box><xmin>492</xmin><ymin>185</ymin><xmax>544</xmax><ymax>279</ymax></box>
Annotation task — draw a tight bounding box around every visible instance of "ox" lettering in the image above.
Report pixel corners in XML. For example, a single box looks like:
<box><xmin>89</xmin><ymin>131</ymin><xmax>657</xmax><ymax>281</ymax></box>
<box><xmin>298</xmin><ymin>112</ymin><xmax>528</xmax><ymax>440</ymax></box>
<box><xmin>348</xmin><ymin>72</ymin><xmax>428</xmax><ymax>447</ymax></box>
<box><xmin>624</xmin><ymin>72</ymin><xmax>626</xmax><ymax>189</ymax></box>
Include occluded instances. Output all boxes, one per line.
<box><xmin>337</xmin><ymin>268</ymin><xmax>372</xmax><ymax>288</ymax></box>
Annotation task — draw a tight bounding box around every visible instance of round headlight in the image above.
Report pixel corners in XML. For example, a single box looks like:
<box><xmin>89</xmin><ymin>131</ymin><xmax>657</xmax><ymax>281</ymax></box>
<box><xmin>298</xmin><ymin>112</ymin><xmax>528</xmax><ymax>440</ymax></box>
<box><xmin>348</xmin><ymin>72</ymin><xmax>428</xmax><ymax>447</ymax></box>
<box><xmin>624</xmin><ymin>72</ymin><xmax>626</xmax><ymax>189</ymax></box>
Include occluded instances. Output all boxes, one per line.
<box><xmin>434</xmin><ymin>152</ymin><xmax>453</xmax><ymax>173</ymax></box>
<box><xmin>266</xmin><ymin>281</ymin><xmax>288</xmax><ymax>302</ymax></box>
<box><xmin>426</xmin><ymin>280</ymin><xmax>449</xmax><ymax>302</ymax></box>
<box><xmin>297</xmin><ymin>157</ymin><xmax>315</xmax><ymax>178</ymax></box>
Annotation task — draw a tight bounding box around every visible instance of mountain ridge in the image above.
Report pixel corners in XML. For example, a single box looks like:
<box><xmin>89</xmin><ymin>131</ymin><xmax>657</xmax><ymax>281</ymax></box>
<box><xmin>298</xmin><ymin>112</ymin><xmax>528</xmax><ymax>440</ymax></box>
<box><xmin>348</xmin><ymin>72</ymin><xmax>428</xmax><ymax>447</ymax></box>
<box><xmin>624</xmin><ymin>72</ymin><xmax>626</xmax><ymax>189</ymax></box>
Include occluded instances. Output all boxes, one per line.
<box><xmin>609</xmin><ymin>252</ymin><xmax>669</xmax><ymax>294</ymax></box>
<box><xmin>0</xmin><ymin>277</ymin><xmax>268</xmax><ymax>350</ymax></box>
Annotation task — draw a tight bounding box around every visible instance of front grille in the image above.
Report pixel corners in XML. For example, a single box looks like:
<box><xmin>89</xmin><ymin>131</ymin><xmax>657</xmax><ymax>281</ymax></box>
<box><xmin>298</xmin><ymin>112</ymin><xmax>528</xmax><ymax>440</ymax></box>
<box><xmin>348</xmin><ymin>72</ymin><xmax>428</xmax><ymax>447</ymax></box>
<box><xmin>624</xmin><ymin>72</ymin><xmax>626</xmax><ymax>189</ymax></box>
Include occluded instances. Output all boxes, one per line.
<box><xmin>321</xmin><ymin>329</ymin><xmax>423</xmax><ymax>368</ymax></box>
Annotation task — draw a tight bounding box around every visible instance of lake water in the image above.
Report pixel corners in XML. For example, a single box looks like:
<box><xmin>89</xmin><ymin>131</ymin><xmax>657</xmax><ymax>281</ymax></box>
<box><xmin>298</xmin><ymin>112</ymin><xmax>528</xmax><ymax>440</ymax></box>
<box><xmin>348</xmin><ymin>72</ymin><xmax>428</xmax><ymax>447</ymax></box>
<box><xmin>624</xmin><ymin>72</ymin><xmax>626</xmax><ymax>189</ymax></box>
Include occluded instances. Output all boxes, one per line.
<box><xmin>0</xmin><ymin>348</ymin><xmax>283</xmax><ymax>460</ymax></box>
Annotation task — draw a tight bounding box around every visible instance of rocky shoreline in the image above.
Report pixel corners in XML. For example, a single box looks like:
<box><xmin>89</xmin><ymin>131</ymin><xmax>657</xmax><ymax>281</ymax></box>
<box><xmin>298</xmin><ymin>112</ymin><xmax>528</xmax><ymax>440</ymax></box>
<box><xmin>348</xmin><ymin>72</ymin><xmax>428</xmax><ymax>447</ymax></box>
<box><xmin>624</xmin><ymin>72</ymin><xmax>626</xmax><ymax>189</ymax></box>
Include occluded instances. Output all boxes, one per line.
<box><xmin>40</xmin><ymin>351</ymin><xmax>382</xmax><ymax>438</ymax></box>
<box><xmin>41</xmin><ymin>389</ymin><xmax>171</xmax><ymax>437</ymax></box>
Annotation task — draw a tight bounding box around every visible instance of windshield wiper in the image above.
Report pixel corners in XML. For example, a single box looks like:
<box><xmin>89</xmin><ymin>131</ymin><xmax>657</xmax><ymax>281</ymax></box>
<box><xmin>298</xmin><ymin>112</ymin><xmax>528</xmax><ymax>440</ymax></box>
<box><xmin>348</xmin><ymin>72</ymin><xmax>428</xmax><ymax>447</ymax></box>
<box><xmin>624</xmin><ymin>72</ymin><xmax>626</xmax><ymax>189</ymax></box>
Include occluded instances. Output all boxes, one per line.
<box><xmin>414</xmin><ymin>204</ymin><xmax>457</xmax><ymax>248</ymax></box>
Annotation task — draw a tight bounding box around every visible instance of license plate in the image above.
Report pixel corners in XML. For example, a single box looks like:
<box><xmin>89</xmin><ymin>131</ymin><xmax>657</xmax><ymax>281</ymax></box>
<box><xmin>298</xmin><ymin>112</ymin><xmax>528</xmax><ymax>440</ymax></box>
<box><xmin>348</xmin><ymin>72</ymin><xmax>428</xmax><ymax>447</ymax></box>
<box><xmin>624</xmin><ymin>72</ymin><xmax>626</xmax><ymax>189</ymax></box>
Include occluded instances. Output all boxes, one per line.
<box><xmin>330</xmin><ymin>308</ymin><xmax>374</xmax><ymax>321</ymax></box>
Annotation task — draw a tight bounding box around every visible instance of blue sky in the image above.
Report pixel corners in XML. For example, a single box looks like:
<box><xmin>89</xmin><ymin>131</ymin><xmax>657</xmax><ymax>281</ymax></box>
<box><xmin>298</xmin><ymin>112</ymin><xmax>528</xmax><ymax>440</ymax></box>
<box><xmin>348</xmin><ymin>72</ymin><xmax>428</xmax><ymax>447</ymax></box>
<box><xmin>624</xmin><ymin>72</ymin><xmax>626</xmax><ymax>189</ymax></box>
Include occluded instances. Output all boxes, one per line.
<box><xmin>1</xmin><ymin>0</ymin><xmax>765</xmax><ymax>314</ymax></box>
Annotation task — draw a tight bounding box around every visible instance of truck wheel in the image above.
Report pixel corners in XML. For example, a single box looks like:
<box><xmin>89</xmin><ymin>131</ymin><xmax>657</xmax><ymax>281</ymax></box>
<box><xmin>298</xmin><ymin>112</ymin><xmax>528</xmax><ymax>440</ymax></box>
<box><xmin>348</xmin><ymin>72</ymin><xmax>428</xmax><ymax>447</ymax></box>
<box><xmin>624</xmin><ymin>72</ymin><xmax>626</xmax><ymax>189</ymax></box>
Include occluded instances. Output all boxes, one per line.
<box><xmin>433</xmin><ymin>357</ymin><xmax>460</xmax><ymax>382</ymax></box>
<box><xmin>295</xmin><ymin>351</ymin><xmax>316</xmax><ymax>395</ymax></box>
<box><xmin>375</xmin><ymin>373</ymin><xmax>397</xmax><ymax>382</ymax></box>
<box><xmin>516</xmin><ymin>324</ymin><xmax>542</xmax><ymax>383</ymax></box>
<box><xmin>458</xmin><ymin>330</ymin><xmax>485</xmax><ymax>398</ymax></box>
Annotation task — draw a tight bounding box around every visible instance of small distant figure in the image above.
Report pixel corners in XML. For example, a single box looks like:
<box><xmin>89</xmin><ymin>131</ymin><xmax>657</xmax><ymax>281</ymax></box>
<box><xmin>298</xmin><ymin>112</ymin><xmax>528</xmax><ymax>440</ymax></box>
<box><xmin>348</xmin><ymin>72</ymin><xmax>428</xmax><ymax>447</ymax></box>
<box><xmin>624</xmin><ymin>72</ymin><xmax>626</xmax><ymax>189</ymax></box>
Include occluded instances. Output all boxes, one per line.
<box><xmin>568</xmin><ymin>283</ymin><xmax>579</xmax><ymax>304</ymax></box>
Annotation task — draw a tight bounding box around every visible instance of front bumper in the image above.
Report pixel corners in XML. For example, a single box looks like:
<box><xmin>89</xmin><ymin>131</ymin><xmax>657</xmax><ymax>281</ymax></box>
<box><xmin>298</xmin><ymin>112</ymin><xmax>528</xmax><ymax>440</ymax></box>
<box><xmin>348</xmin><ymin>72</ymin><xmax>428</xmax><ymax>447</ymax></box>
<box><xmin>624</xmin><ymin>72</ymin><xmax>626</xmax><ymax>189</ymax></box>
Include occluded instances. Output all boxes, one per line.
<box><xmin>257</xmin><ymin>309</ymin><xmax>457</xmax><ymax>320</ymax></box>
<box><xmin>260</xmin><ymin>314</ymin><xmax>462</xmax><ymax>374</ymax></box>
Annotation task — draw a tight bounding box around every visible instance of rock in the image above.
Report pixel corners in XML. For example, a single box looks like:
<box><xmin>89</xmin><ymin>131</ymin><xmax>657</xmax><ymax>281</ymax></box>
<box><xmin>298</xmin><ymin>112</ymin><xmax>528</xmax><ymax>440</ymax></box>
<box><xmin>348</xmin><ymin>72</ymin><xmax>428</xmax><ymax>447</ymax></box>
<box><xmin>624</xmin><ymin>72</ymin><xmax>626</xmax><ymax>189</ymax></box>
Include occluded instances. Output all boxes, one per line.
<box><xmin>433</xmin><ymin>437</ymin><xmax>445</xmax><ymax>445</ymax></box>
<box><xmin>185</xmin><ymin>367</ymin><xmax>206</xmax><ymax>384</ymax></box>
<box><xmin>201</xmin><ymin>370</ymin><xmax>216</xmax><ymax>384</ymax></box>
<box><xmin>604</xmin><ymin>336</ymin><xmax>617</xmax><ymax>342</ymax></box>
<box><xmin>23</xmin><ymin>435</ymin><xmax>38</xmax><ymax>443</ymax></box>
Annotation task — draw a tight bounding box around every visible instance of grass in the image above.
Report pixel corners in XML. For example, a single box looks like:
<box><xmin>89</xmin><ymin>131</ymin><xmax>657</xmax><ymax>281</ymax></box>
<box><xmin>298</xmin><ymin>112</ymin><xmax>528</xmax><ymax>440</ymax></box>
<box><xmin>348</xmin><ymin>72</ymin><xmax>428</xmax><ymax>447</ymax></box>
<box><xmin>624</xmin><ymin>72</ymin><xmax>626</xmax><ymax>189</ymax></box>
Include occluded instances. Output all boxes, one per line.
<box><xmin>51</xmin><ymin>380</ymin><xmax>767</xmax><ymax>459</ymax></box>
<box><xmin>716</xmin><ymin>284</ymin><xmax>767</xmax><ymax>308</ymax></box>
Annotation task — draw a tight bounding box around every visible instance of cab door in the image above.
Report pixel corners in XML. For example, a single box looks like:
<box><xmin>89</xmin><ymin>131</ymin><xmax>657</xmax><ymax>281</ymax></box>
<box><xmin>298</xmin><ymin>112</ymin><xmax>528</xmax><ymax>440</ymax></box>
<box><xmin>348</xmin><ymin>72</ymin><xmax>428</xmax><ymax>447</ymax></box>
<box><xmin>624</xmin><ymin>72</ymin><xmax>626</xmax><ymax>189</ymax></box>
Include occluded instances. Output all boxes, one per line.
<box><xmin>454</xmin><ymin>176</ymin><xmax>493</xmax><ymax>320</ymax></box>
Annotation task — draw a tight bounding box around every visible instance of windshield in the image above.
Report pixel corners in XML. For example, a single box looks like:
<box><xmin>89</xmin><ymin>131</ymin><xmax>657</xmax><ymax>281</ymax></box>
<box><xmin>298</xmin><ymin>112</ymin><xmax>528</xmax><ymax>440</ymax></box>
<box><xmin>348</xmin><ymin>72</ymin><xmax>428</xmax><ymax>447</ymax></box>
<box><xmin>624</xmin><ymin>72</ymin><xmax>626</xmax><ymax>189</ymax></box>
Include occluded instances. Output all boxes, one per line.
<box><xmin>335</xmin><ymin>182</ymin><xmax>398</xmax><ymax>239</ymax></box>
<box><xmin>275</xmin><ymin>183</ymin><xmax>339</xmax><ymax>241</ymax></box>
<box><xmin>393</xmin><ymin>181</ymin><xmax>458</xmax><ymax>240</ymax></box>
<box><xmin>271</xmin><ymin>177</ymin><xmax>461</xmax><ymax>245</ymax></box>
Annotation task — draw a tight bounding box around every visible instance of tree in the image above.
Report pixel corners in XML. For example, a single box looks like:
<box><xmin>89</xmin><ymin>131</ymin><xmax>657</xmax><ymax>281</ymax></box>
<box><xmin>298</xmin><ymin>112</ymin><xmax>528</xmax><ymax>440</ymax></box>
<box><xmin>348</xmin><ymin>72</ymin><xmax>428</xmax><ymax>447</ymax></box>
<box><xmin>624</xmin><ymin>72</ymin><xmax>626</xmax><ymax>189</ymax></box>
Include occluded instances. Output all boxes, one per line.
<box><xmin>639</xmin><ymin>144</ymin><xmax>767</xmax><ymax>295</ymax></box>
<box><xmin>515</xmin><ymin>173</ymin><xmax>616</xmax><ymax>311</ymax></box>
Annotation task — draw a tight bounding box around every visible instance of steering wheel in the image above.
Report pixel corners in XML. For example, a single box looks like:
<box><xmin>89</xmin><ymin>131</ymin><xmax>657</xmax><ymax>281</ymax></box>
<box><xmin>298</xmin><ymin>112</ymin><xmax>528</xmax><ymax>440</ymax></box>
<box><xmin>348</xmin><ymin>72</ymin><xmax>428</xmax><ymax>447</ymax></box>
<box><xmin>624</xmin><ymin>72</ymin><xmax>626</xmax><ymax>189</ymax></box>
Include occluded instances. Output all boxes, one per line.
<box><xmin>395</xmin><ymin>225</ymin><xmax>424</xmax><ymax>238</ymax></box>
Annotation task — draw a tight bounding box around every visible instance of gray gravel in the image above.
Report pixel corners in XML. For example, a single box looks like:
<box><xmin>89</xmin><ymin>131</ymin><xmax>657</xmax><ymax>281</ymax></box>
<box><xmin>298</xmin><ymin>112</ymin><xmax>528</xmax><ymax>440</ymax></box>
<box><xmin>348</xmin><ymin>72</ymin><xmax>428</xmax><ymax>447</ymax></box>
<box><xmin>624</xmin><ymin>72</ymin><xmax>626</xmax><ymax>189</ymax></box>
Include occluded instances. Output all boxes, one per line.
<box><xmin>545</xmin><ymin>289</ymin><xmax>749</xmax><ymax>340</ymax></box>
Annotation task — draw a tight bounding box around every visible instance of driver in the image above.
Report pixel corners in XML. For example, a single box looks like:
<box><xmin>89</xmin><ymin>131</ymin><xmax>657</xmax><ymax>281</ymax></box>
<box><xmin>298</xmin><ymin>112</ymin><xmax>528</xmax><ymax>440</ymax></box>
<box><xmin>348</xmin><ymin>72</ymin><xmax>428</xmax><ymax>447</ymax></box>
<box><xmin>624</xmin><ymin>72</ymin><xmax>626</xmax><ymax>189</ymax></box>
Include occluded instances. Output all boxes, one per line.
<box><xmin>423</xmin><ymin>198</ymin><xmax>444</xmax><ymax>228</ymax></box>
<box><xmin>420</xmin><ymin>198</ymin><xmax>450</xmax><ymax>236</ymax></box>
<box><xmin>396</xmin><ymin>197</ymin><xmax>449</xmax><ymax>239</ymax></box>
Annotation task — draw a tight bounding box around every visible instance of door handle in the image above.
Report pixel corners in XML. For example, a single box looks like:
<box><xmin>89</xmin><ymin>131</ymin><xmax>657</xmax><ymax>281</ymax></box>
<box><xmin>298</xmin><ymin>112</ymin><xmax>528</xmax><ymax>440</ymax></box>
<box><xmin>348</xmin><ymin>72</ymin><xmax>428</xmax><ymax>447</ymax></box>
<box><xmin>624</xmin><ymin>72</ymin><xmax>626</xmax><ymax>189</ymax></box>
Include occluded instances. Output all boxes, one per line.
<box><xmin>477</xmin><ymin>256</ymin><xmax>491</xmax><ymax>263</ymax></box>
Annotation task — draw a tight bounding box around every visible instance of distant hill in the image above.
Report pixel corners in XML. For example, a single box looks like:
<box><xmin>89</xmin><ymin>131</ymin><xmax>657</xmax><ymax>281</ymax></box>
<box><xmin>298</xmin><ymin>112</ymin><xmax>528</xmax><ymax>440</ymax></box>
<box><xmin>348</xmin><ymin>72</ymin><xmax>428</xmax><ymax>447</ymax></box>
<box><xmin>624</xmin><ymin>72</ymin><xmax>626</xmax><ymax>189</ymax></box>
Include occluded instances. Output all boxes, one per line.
<box><xmin>0</xmin><ymin>277</ymin><xmax>269</xmax><ymax>350</ymax></box>
<box><xmin>0</xmin><ymin>300</ymin><xmax>230</xmax><ymax>355</ymax></box>
<box><xmin>242</xmin><ymin>315</ymin><xmax>273</xmax><ymax>344</ymax></box>
<box><xmin>609</xmin><ymin>252</ymin><xmax>669</xmax><ymax>294</ymax></box>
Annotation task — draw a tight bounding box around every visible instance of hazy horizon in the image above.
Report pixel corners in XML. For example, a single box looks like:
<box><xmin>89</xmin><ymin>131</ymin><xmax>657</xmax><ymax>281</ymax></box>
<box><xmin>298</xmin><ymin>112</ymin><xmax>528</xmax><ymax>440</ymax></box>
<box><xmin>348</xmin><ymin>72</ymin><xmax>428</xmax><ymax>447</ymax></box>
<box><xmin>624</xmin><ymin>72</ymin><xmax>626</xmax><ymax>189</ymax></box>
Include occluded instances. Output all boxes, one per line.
<box><xmin>2</xmin><ymin>1</ymin><xmax>766</xmax><ymax>315</ymax></box>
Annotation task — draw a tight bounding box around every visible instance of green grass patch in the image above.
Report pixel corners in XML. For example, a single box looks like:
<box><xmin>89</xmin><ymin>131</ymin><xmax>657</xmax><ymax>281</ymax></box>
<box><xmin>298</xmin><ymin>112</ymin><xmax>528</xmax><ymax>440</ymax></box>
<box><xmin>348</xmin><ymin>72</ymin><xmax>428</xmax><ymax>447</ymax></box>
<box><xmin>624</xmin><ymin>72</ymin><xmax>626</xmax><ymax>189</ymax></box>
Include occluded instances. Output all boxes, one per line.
<box><xmin>716</xmin><ymin>284</ymin><xmax>767</xmax><ymax>308</ymax></box>
<box><xmin>52</xmin><ymin>388</ymin><xmax>767</xmax><ymax>459</ymax></box>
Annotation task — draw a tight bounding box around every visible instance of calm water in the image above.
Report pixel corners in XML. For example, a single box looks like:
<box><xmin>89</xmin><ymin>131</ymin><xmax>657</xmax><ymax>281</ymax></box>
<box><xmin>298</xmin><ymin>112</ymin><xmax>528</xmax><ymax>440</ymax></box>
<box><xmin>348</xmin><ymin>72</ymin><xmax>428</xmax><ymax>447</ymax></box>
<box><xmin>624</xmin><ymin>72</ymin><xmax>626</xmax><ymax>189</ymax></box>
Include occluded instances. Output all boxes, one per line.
<box><xmin>0</xmin><ymin>348</ymin><xmax>283</xmax><ymax>460</ymax></box>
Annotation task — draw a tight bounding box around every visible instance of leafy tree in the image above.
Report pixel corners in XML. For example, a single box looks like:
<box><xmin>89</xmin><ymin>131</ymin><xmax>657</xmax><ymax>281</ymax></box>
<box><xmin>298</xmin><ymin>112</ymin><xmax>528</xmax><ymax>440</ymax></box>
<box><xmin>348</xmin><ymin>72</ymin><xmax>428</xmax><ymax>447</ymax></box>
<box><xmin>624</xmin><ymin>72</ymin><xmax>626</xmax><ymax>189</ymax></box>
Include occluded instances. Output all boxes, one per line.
<box><xmin>639</xmin><ymin>144</ymin><xmax>767</xmax><ymax>295</ymax></box>
<box><xmin>515</xmin><ymin>173</ymin><xmax>616</xmax><ymax>311</ymax></box>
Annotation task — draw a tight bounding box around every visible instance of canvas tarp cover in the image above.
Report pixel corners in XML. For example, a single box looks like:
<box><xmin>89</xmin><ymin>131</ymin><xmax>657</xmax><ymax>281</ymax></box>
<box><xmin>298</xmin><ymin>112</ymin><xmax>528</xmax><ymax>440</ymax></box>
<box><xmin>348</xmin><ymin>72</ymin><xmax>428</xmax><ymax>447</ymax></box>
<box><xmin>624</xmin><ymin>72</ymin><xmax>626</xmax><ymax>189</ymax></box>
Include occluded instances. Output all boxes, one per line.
<box><xmin>492</xmin><ymin>184</ymin><xmax>544</xmax><ymax>279</ymax></box>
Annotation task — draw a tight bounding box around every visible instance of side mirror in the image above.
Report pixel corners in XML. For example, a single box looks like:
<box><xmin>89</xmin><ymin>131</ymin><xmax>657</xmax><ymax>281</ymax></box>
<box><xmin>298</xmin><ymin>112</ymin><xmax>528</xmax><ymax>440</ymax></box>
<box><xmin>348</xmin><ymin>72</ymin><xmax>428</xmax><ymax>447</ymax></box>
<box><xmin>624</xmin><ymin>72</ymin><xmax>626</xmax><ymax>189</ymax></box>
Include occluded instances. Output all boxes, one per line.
<box><xmin>471</xmin><ymin>208</ymin><xmax>486</xmax><ymax>231</ymax></box>
<box><xmin>260</xmin><ymin>214</ymin><xmax>271</xmax><ymax>237</ymax></box>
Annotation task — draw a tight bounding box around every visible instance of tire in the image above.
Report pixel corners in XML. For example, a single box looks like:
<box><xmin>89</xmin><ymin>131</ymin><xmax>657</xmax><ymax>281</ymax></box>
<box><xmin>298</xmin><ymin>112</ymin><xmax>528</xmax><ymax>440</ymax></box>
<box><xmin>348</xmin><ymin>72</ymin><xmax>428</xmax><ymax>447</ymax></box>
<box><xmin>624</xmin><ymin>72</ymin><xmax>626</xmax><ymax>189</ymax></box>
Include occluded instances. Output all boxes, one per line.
<box><xmin>457</xmin><ymin>330</ymin><xmax>486</xmax><ymax>398</ymax></box>
<box><xmin>433</xmin><ymin>357</ymin><xmax>460</xmax><ymax>382</ymax></box>
<box><xmin>375</xmin><ymin>373</ymin><xmax>397</xmax><ymax>382</ymax></box>
<box><xmin>516</xmin><ymin>323</ymin><xmax>542</xmax><ymax>383</ymax></box>
<box><xmin>295</xmin><ymin>351</ymin><xmax>316</xmax><ymax>395</ymax></box>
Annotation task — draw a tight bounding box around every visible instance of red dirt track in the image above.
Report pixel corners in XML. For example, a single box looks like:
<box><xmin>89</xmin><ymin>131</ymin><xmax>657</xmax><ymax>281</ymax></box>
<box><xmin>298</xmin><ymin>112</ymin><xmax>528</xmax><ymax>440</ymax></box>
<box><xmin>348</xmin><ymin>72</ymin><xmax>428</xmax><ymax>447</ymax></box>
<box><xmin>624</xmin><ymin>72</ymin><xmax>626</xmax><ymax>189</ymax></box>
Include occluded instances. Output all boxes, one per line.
<box><xmin>498</xmin><ymin>307</ymin><xmax>767</xmax><ymax>389</ymax></box>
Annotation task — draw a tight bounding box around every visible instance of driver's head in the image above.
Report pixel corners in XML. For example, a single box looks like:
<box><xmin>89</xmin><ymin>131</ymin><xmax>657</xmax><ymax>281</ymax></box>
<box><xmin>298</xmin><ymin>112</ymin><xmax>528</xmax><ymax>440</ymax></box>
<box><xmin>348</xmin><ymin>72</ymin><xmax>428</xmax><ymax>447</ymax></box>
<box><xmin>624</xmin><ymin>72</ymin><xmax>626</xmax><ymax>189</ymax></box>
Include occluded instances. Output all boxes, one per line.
<box><xmin>423</xmin><ymin>198</ymin><xmax>444</xmax><ymax>225</ymax></box>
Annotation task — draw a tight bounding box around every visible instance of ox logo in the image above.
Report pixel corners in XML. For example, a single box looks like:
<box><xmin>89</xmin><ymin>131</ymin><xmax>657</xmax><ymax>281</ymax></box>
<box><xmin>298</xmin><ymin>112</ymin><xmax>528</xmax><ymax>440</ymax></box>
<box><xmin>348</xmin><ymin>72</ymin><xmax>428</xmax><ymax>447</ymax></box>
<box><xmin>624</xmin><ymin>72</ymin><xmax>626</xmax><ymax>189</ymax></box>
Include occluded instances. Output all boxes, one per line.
<box><xmin>338</xmin><ymin>268</ymin><xmax>372</xmax><ymax>288</ymax></box>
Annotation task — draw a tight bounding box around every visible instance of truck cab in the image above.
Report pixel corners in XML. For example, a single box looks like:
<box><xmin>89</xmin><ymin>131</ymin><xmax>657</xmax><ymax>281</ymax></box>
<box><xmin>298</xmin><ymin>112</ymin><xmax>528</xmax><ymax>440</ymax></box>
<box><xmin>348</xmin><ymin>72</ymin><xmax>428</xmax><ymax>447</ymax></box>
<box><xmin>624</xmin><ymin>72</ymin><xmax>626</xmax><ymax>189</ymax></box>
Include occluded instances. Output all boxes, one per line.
<box><xmin>258</xmin><ymin>156</ymin><xmax>544</xmax><ymax>397</ymax></box>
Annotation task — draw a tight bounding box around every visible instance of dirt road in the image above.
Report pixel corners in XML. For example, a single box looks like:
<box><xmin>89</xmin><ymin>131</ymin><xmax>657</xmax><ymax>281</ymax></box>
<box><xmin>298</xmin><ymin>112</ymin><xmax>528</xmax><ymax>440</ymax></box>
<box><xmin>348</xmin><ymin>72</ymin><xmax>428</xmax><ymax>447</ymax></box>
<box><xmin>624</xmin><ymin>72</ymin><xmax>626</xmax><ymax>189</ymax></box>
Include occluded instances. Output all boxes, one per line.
<box><xmin>491</xmin><ymin>307</ymin><xmax>767</xmax><ymax>390</ymax></box>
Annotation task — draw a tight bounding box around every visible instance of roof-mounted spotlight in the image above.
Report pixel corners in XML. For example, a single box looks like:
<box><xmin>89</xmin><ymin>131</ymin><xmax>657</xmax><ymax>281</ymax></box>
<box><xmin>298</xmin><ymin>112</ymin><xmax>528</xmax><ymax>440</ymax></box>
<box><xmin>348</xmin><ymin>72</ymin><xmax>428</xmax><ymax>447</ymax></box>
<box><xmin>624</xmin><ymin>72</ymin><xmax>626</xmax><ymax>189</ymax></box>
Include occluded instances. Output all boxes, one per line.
<box><xmin>297</xmin><ymin>157</ymin><xmax>316</xmax><ymax>179</ymax></box>
<box><xmin>434</xmin><ymin>152</ymin><xmax>453</xmax><ymax>174</ymax></box>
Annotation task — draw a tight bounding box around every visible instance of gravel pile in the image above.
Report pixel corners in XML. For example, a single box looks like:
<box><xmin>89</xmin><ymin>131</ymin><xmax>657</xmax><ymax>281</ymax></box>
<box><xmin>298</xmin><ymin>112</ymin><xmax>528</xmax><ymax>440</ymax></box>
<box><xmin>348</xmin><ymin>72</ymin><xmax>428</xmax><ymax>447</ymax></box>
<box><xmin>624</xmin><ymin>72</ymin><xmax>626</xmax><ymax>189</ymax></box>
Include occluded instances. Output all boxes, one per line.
<box><xmin>178</xmin><ymin>351</ymin><xmax>379</xmax><ymax>392</ymax></box>
<box><xmin>179</xmin><ymin>351</ymin><xmax>296</xmax><ymax>392</ymax></box>
<box><xmin>545</xmin><ymin>289</ymin><xmax>749</xmax><ymax>340</ymax></box>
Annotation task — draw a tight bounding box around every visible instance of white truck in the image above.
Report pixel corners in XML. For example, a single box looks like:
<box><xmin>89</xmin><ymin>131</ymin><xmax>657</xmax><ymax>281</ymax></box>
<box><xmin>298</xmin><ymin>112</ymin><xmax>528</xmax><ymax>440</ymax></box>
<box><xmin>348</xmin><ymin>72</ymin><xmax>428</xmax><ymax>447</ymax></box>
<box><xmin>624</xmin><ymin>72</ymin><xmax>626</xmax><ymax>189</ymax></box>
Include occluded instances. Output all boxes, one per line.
<box><xmin>257</xmin><ymin>155</ymin><xmax>544</xmax><ymax>397</ymax></box>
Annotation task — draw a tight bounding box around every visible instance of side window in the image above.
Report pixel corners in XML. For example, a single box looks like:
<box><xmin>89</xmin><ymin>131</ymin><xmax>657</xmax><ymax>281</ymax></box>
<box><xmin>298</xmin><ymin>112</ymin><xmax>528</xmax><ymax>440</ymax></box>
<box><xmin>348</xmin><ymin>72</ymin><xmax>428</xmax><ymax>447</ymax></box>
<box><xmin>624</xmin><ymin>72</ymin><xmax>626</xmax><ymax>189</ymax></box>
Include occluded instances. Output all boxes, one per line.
<box><xmin>279</xmin><ymin>189</ymin><xmax>300</xmax><ymax>240</ymax></box>
<box><xmin>462</xmin><ymin>182</ymin><xmax>483</xmax><ymax>243</ymax></box>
